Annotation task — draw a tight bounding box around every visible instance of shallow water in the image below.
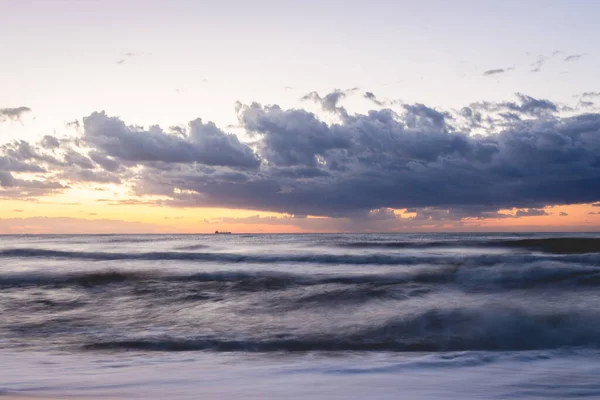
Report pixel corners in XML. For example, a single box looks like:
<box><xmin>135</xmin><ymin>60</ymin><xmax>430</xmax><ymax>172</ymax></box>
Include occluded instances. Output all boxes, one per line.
<box><xmin>1</xmin><ymin>233</ymin><xmax>600</xmax><ymax>398</ymax></box>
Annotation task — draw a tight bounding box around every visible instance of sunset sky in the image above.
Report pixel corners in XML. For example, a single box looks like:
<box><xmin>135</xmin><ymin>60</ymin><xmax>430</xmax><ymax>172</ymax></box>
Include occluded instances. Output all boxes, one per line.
<box><xmin>1</xmin><ymin>0</ymin><xmax>600</xmax><ymax>233</ymax></box>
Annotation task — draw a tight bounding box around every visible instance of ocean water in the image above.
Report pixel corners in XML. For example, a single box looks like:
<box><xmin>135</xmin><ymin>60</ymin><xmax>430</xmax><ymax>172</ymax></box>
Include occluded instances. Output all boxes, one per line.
<box><xmin>1</xmin><ymin>233</ymin><xmax>600</xmax><ymax>399</ymax></box>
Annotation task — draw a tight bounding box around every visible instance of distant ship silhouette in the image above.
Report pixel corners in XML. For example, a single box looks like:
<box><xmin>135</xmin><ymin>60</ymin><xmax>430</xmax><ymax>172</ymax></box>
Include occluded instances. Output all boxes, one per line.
<box><xmin>214</xmin><ymin>230</ymin><xmax>232</xmax><ymax>235</ymax></box>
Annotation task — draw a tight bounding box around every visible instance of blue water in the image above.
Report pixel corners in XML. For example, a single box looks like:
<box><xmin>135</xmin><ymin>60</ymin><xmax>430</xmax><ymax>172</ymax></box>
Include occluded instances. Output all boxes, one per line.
<box><xmin>1</xmin><ymin>233</ymin><xmax>600</xmax><ymax>399</ymax></box>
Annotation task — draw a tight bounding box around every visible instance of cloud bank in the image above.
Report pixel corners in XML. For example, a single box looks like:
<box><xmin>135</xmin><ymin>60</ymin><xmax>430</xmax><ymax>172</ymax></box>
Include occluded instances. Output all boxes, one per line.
<box><xmin>2</xmin><ymin>92</ymin><xmax>600</xmax><ymax>223</ymax></box>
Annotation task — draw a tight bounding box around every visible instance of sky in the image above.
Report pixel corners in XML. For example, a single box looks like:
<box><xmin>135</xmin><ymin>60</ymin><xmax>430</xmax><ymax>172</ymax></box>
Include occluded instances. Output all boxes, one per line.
<box><xmin>1</xmin><ymin>0</ymin><xmax>600</xmax><ymax>233</ymax></box>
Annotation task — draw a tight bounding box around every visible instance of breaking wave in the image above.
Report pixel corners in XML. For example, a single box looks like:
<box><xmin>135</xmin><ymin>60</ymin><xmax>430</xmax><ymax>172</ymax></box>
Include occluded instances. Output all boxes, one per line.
<box><xmin>2</xmin><ymin>247</ymin><xmax>600</xmax><ymax>266</ymax></box>
<box><xmin>3</xmin><ymin>260</ymin><xmax>600</xmax><ymax>291</ymax></box>
<box><xmin>82</xmin><ymin>306</ymin><xmax>600</xmax><ymax>352</ymax></box>
<box><xmin>337</xmin><ymin>237</ymin><xmax>600</xmax><ymax>254</ymax></box>
<box><xmin>3</xmin><ymin>233</ymin><xmax>600</xmax><ymax>357</ymax></box>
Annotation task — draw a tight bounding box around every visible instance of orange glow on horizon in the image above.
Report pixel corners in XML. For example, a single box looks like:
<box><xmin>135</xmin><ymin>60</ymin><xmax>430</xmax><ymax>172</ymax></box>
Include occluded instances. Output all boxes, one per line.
<box><xmin>1</xmin><ymin>186</ymin><xmax>600</xmax><ymax>234</ymax></box>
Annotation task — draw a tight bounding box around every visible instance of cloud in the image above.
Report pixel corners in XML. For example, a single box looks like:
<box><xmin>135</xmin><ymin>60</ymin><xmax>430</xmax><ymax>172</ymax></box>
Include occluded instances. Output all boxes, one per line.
<box><xmin>581</xmin><ymin>92</ymin><xmax>600</xmax><ymax>99</ymax></box>
<box><xmin>60</xmin><ymin>167</ymin><xmax>122</xmax><ymax>184</ymax></box>
<box><xmin>592</xmin><ymin>203</ymin><xmax>600</xmax><ymax>207</ymax></box>
<box><xmin>578</xmin><ymin>100</ymin><xmax>595</xmax><ymax>109</ymax></box>
<box><xmin>0</xmin><ymin>106</ymin><xmax>31</xmax><ymax>122</ymax></box>
<box><xmin>0</xmin><ymin>168</ymin><xmax>66</xmax><ymax>199</ymax></box>
<box><xmin>559</xmin><ymin>212</ymin><xmax>568</xmax><ymax>216</ymax></box>
<box><xmin>529</xmin><ymin>51</ymin><xmax>567</xmax><ymax>73</ymax></box>
<box><xmin>483</xmin><ymin>68</ymin><xmax>513</xmax><ymax>76</ymax></box>
<box><xmin>0</xmin><ymin>171</ymin><xmax>64</xmax><ymax>190</ymax></box>
<box><xmin>301</xmin><ymin>88</ymin><xmax>358</xmax><ymax>114</ymax></box>
<box><xmin>239</xmin><ymin>102</ymin><xmax>351</xmax><ymax>167</ymax></box>
<box><xmin>40</xmin><ymin>135</ymin><xmax>61</xmax><ymax>149</ymax></box>
<box><xmin>206</xmin><ymin>210</ymin><xmax>436</xmax><ymax>232</ymax></box>
<box><xmin>363</xmin><ymin>92</ymin><xmax>401</xmax><ymax>107</ymax></box>
<box><xmin>83</xmin><ymin>112</ymin><xmax>260</xmax><ymax>168</ymax></box>
<box><xmin>0</xmin><ymin>155</ymin><xmax>45</xmax><ymax>173</ymax></box>
<box><xmin>530</xmin><ymin>55</ymin><xmax>548</xmax><ymax>73</ymax></box>
<box><xmin>88</xmin><ymin>150</ymin><xmax>121</xmax><ymax>172</ymax></box>
<box><xmin>565</xmin><ymin>54</ymin><xmax>584</xmax><ymax>62</ymax></box>
<box><xmin>364</xmin><ymin>91</ymin><xmax>384</xmax><ymax>106</ymax></box>
<box><xmin>468</xmin><ymin>93</ymin><xmax>557</xmax><ymax>120</ymax></box>
<box><xmin>515</xmin><ymin>209</ymin><xmax>549</xmax><ymax>217</ymax></box>
<box><xmin>131</xmin><ymin>94</ymin><xmax>600</xmax><ymax>218</ymax></box>
<box><xmin>3</xmin><ymin>92</ymin><xmax>600</xmax><ymax>224</ymax></box>
<box><xmin>506</xmin><ymin>93</ymin><xmax>557</xmax><ymax>115</ymax></box>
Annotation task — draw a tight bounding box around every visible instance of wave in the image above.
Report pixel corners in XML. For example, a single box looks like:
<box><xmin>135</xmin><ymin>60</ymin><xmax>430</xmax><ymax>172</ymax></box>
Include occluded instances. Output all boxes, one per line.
<box><xmin>2</xmin><ymin>248</ymin><xmax>600</xmax><ymax>266</ymax></box>
<box><xmin>174</xmin><ymin>244</ymin><xmax>209</xmax><ymax>251</ymax></box>
<box><xmin>498</xmin><ymin>238</ymin><xmax>600</xmax><ymax>254</ymax></box>
<box><xmin>81</xmin><ymin>306</ymin><xmax>600</xmax><ymax>353</ymax></box>
<box><xmin>338</xmin><ymin>237</ymin><xmax>600</xmax><ymax>254</ymax></box>
<box><xmin>3</xmin><ymin>260</ymin><xmax>600</xmax><ymax>291</ymax></box>
<box><xmin>0</xmin><ymin>268</ymin><xmax>454</xmax><ymax>290</ymax></box>
<box><xmin>336</xmin><ymin>241</ymin><xmax>480</xmax><ymax>249</ymax></box>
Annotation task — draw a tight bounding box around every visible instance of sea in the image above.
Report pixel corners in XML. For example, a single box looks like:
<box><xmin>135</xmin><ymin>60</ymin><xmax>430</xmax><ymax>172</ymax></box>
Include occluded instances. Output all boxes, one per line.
<box><xmin>1</xmin><ymin>232</ymin><xmax>600</xmax><ymax>399</ymax></box>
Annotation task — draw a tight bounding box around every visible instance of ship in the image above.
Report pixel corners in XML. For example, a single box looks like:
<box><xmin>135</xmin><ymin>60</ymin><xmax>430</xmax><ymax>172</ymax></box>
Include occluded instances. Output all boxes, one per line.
<box><xmin>214</xmin><ymin>230</ymin><xmax>232</xmax><ymax>235</ymax></box>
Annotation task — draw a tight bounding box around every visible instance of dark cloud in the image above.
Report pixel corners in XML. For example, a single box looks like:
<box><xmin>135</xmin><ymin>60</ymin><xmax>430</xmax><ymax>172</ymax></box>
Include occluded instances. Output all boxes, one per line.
<box><xmin>515</xmin><ymin>209</ymin><xmax>549</xmax><ymax>217</ymax></box>
<box><xmin>559</xmin><ymin>212</ymin><xmax>568</xmax><ymax>216</ymax></box>
<box><xmin>565</xmin><ymin>54</ymin><xmax>584</xmax><ymax>62</ymax></box>
<box><xmin>472</xmin><ymin>94</ymin><xmax>557</xmax><ymax>117</ymax></box>
<box><xmin>88</xmin><ymin>151</ymin><xmax>121</xmax><ymax>172</ymax></box>
<box><xmin>402</xmin><ymin>103</ymin><xmax>451</xmax><ymax>130</ymax></box>
<box><xmin>505</xmin><ymin>93</ymin><xmax>557</xmax><ymax>116</ymax></box>
<box><xmin>239</xmin><ymin>103</ymin><xmax>350</xmax><ymax>167</ymax></box>
<box><xmin>131</xmin><ymin>96</ymin><xmax>600</xmax><ymax>218</ymax></box>
<box><xmin>0</xmin><ymin>107</ymin><xmax>31</xmax><ymax>122</ymax></box>
<box><xmin>483</xmin><ymin>68</ymin><xmax>513</xmax><ymax>76</ymax></box>
<box><xmin>83</xmin><ymin>112</ymin><xmax>260</xmax><ymax>168</ymax></box>
<box><xmin>364</xmin><ymin>92</ymin><xmax>384</xmax><ymax>106</ymax></box>
<box><xmin>592</xmin><ymin>203</ymin><xmax>600</xmax><ymax>207</ymax></box>
<box><xmin>3</xmin><ymin>92</ymin><xmax>600</xmax><ymax>223</ymax></box>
